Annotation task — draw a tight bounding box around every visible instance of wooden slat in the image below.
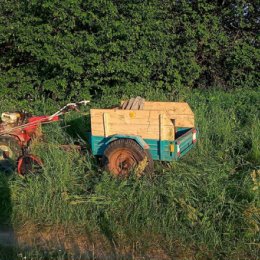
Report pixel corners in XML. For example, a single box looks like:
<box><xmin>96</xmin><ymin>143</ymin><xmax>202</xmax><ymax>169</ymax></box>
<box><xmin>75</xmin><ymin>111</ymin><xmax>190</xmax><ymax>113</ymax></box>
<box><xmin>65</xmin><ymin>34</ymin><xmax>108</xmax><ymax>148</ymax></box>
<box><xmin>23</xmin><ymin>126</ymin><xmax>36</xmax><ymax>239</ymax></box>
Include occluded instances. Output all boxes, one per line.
<box><xmin>90</xmin><ymin>108</ymin><xmax>191</xmax><ymax>140</ymax></box>
<box><xmin>159</xmin><ymin>114</ymin><xmax>164</xmax><ymax>141</ymax></box>
<box><xmin>159</xmin><ymin>114</ymin><xmax>163</xmax><ymax>160</ymax></box>
<box><xmin>91</xmin><ymin>109</ymin><xmax>191</xmax><ymax>123</ymax></box>
<box><xmin>143</xmin><ymin>102</ymin><xmax>193</xmax><ymax>115</ymax></box>
<box><xmin>91</xmin><ymin>123</ymin><xmax>175</xmax><ymax>140</ymax></box>
<box><xmin>166</xmin><ymin>113</ymin><xmax>194</xmax><ymax>127</ymax></box>
<box><xmin>120</xmin><ymin>101</ymin><xmax>194</xmax><ymax>115</ymax></box>
<box><xmin>103</xmin><ymin>112</ymin><xmax>110</xmax><ymax>137</ymax></box>
<box><xmin>91</xmin><ymin>109</ymin><xmax>194</xmax><ymax>128</ymax></box>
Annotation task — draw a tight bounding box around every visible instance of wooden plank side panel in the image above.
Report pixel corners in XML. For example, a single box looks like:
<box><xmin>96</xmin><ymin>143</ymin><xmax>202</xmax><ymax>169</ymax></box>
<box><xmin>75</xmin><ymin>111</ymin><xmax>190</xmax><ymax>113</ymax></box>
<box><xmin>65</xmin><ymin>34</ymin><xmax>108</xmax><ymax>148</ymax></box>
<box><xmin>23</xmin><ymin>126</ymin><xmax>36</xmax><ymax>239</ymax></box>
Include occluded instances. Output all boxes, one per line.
<box><xmin>103</xmin><ymin>112</ymin><xmax>110</xmax><ymax>137</ymax></box>
<box><xmin>143</xmin><ymin>102</ymin><xmax>194</xmax><ymax>115</ymax></box>
<box><xmin>91</xmin><ymin>109</ymin><xmax>175</xmax><ymax>140</ymax></box>
<box><xmin>91</xmin><ymin>109</ymin><xmax>193</xmax><ymax>126</ymax></box>
<box><xmin>91</xmin><ymin>109</ymin><xmax>172</xmax><ymax>125</ymax></box>
<box><xmin>91</xmin><ymin>109</ymin><xmax>194</xmax><ymax>129</ymax></box>
<box><xmin>90</xmin><ymin>109</ymin><xmax>192</xmax><ymax>140</ymax></box>
<box><xmin>166</xmin><ymin>112</ymin><xmax>194</xmax><ymax>127</ymax></box>
<box><xmin>91</xmin><ymin>123</ymin><xmax>175</xmax><ymax>140</ymax></box>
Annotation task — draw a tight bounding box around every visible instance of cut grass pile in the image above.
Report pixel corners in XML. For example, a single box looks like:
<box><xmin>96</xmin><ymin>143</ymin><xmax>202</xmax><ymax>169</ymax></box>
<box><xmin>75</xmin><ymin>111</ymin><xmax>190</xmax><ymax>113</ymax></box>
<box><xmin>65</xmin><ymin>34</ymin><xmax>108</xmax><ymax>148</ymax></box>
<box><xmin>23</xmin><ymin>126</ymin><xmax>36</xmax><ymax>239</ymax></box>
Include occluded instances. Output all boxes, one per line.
<box><xmin>0</xmin><ymin>88</ymin><xmax>259</xmax><ymax>260</ymax></box>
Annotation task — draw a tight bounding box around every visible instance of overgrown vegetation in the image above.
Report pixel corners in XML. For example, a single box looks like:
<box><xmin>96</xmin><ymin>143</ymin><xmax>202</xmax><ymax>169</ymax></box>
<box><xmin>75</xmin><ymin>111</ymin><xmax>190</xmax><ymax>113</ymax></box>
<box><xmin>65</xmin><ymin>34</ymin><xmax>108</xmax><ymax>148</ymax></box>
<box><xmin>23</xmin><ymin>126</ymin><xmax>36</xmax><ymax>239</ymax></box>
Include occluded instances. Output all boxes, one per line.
<box><xmin>0</xmin><ymin>88</ymin><xmax>259</xmax><ymax>259</ymax></box>
<box><xmin>0</xmin><ymin>0</ymin><xmax>259</xmax><ymax>100</ymax></box>
<box><xmin>0</xmin><ymin>0</ymin><xmax>259</xmax><ymax>259</ymax></box>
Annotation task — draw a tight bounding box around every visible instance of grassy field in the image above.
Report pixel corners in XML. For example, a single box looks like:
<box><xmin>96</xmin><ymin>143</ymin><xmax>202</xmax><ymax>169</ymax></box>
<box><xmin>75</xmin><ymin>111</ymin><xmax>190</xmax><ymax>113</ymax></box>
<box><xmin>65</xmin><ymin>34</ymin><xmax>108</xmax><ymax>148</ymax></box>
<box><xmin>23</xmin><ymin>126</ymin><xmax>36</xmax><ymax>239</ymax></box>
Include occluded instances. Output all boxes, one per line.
<box><xmin>0</xmin><ymin>88</ymin><xmax>259</xmax><ymax>260</ymax></box>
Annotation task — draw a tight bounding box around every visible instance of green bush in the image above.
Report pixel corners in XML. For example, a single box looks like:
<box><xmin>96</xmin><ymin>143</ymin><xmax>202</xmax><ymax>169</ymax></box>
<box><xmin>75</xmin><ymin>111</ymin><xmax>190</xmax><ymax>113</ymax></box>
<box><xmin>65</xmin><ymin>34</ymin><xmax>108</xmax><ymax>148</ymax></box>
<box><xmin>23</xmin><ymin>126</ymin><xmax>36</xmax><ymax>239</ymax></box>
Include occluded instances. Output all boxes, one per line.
<box><xmin>0</xmin><ymin>1</ymin><xmax>258</xmax><ymax>101</ymax></box>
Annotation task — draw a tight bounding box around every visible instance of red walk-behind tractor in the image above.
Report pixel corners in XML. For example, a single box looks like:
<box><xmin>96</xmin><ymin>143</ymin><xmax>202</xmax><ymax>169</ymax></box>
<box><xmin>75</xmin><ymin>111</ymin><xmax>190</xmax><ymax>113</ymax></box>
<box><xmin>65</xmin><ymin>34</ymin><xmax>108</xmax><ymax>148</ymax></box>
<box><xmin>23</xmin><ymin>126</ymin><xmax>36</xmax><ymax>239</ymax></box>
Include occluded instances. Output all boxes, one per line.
<box><xmin>0</xmin><ymin>101</ymin><xmax>89</xmax><ymax>176</ymax></box>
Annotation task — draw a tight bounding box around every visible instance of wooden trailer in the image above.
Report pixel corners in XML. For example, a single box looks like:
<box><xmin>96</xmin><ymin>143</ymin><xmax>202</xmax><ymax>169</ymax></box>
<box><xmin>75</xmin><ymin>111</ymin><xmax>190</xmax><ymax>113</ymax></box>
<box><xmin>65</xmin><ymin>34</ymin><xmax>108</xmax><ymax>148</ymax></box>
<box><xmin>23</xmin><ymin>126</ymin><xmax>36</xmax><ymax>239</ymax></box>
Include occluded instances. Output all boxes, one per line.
<box><xmin>89</xmin><ymin>100</ymin><xmax>197</xmax><ymax>176</ymax></box>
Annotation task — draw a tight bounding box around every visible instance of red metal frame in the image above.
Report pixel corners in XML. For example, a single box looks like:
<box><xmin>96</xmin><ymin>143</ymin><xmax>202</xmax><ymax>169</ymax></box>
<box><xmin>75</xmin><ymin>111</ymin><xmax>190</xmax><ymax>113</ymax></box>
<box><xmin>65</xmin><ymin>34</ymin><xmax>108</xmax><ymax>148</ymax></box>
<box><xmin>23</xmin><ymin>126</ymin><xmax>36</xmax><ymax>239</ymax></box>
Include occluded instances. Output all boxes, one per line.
<box><xmin>0</xmin><ymin>100</ymin><xmax>89</xmax><ymax>175</ymax></box>
<box><xmin>5</xmin><ymin>115</ymin><xmax>59</xmax><ymax>147</ymax></box>
<box><xmin>17</xmin><ymin>154</ymin><xmax>43</xmax><ymax>176</ymax></box>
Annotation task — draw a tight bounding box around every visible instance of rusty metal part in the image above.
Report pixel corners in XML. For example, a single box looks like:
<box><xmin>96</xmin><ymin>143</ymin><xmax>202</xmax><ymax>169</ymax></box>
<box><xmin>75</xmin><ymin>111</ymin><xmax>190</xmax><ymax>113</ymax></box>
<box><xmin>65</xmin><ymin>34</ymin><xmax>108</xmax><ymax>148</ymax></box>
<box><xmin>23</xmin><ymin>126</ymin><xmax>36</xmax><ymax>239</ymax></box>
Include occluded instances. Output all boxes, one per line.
<box><xmin>103</xmin><ymin>139</ymin><xmax>154</xmax><ymax>177</ymax></box>
<box><xmin>108</xmin><ymin>148</ymin><xmax>137</xmax><ymax>176</ymax></box>
<box><xmin>0</xmin><ymin>100</ymin><xmax>90</xmax><ymax>175</ymax></box>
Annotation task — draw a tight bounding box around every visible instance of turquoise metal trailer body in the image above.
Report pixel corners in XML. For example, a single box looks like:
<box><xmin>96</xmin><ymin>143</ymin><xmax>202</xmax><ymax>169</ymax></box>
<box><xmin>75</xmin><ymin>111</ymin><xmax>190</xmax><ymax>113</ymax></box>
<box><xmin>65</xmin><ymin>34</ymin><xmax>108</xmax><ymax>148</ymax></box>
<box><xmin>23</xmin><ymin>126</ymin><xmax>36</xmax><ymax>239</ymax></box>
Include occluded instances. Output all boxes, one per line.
<box><xmin>89</xmin><ymin>127</ymin><xmax>197</xmax><ymax>162</ymax></box>
<box><xmin>89</xmin><ymin>100</ymin><xmax>197</xmax><ymax>175</ymax></box>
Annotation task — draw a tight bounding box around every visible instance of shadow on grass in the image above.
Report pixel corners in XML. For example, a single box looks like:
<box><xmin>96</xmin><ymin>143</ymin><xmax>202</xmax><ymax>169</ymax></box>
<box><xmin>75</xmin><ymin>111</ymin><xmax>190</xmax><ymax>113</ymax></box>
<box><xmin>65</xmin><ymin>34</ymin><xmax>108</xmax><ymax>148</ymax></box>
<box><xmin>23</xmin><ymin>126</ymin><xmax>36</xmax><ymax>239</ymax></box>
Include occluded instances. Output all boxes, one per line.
<box><xmin>98</xmin><ymin>212</ymin><xmax>118</xmax><ymax>257</ymax></box>
<box><xmin>0</xmin><ymin>167</ymin><xmax>16</xmax><ymax>260</ymax></box>
<box><xmin>1</xmin><ymin>247</ymin><xmax>95</xmax><ymax>260</ymax></box>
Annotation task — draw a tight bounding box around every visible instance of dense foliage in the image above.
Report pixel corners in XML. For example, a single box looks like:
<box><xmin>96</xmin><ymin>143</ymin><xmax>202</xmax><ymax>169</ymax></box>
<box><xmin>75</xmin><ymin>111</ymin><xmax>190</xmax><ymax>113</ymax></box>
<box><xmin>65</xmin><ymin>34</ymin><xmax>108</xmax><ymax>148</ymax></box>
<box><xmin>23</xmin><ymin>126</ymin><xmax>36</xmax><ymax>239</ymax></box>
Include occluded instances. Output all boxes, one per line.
<box><xmin>0</xmin><ymin>0</ymin><xmax>259</xmax><ymax>100</ymax></box>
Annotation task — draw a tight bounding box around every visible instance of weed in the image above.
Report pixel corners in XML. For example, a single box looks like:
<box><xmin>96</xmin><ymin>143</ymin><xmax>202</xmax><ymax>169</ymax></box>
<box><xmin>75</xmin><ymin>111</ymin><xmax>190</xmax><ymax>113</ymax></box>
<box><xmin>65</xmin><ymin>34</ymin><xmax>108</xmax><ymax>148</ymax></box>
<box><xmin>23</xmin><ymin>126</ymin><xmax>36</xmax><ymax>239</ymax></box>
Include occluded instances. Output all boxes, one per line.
<box><xmin>0</xmin><ymin>88</ymin><xmax>259</xmax><ymax>259</ymax></box>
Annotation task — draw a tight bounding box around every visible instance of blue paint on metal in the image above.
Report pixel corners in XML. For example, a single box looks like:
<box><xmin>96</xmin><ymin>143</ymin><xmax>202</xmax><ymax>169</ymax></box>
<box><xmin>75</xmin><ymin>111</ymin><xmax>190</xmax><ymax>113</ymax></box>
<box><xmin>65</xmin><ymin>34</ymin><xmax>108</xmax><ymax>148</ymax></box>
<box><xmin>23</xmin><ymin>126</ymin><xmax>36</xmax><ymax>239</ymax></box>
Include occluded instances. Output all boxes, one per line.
<box><xmin>89</xmin><ymin>128</ymin><xmax>198</xmax><ymax>162</ymax></box>
<box><xmin>175</xmin><ymin>127</ymin><xmax>191</xmax><ymax>138</ymax></box>
<box><xmin>105</xmin><ymin>134</ymin><xmax>149</xmax><ymax>149</ymax></box>
<box><xmin>143</xmin><ymin>138</ymin><xmax>176</xmax><ymax>161</ymax></box>
<box><xmin>90</xmin><ymin>134</ymin><xmax>149</xmax><ymax>156</ymax></box>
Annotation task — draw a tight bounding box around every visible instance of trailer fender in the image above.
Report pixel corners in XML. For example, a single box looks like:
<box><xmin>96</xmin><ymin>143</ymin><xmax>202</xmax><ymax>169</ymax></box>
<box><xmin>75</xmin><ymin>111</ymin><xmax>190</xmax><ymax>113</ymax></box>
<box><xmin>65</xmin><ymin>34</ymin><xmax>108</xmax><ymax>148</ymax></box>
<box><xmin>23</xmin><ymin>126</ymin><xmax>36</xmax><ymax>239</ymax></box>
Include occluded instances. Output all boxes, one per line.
<box><xmin>105</xmin><ymin>135</ymin><xmax>149</xmax><ymax>150</ymax></box>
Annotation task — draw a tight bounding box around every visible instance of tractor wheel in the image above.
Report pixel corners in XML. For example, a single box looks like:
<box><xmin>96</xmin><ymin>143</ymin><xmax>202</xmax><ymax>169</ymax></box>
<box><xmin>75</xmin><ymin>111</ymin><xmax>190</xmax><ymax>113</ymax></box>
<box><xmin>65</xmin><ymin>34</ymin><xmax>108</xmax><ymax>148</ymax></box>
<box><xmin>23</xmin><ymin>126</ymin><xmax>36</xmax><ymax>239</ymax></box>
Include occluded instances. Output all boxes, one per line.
<box><xmin>17</xmin><ymin>154</ymin><xmax>43</xmax><ymax>176</ymax></box>
<box><xmin>0</xmin><ymin>136</ymin><xmax>22</xmax><ymax>172</ymax></box>
<box><xmin>102</xmin><ymin>139</ymin><xmax>154</xmax><ymax>177</ymax></box>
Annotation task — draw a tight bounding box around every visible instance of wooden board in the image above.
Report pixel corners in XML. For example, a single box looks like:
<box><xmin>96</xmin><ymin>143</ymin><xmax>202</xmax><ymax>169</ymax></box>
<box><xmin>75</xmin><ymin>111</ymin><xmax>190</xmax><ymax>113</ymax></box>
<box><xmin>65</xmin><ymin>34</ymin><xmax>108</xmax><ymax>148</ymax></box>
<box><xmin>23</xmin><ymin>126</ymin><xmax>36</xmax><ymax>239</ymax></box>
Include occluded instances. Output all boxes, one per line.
<box><xmin>143</xmin><ymin>101</ymin><xmax>194</xmax><ymax>115</ymax></box>
<box><xmin>120</xmin><ymin>101</ymin><xmax>194</xmax><ymax>115</ymax></box>
<box><xmin>91</xmin><ymin>109</ymin><xmax>180</xmax><ymax>140</ymax></box>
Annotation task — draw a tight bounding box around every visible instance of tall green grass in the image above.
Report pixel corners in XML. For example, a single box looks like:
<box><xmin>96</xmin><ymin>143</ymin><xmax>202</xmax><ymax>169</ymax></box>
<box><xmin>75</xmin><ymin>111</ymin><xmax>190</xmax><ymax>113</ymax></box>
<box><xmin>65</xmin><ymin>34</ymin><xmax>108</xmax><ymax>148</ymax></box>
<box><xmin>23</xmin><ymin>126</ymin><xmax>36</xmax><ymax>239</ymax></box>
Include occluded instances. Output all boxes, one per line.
<box><xmin>0</xmin><ymin>88</ymin><xmax>259</xmax><ymax>259</ymax></box>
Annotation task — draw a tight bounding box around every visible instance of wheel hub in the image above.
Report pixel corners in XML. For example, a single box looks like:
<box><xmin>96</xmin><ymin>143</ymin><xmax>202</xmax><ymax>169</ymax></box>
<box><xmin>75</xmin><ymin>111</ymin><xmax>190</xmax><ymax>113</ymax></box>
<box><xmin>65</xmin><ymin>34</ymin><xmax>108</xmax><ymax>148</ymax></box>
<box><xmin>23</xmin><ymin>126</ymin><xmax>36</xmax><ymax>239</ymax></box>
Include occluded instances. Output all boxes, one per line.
<box><xmin>110</xmin><ymin>149</ymin><xmax>137</xmax><ymax>176</ymax></box>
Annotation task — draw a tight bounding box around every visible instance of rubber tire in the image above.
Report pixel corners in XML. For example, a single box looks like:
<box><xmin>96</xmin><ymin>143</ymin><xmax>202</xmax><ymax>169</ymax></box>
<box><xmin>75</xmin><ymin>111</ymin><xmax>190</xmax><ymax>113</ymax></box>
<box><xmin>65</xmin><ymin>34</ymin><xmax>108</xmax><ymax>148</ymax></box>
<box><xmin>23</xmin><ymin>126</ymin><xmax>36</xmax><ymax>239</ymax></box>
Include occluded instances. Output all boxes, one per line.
<box><xmin>102</xmin><ymin>139</ymin><xmax>154</xmax><ymax>177</ymax></box>
<box><xmin>0</xmin><ymin>135</ymin><xmax>22</xmax><ymax>172</ymax></box>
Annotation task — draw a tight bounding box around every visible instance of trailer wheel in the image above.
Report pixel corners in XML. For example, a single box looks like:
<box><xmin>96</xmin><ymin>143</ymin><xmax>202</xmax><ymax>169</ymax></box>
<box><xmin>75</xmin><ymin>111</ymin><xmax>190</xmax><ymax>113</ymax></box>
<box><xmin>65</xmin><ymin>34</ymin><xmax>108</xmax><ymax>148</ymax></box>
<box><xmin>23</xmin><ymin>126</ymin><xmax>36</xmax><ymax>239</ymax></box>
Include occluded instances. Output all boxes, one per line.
<box><xmin>0</xmin><ymin>136</ymin><xmax>22</xmax><ymax>172</ymax></box>
<box><xmin>102</xmin><ymin>139</ymin><xmax>154</xmax><ymax>177</ymax></box>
